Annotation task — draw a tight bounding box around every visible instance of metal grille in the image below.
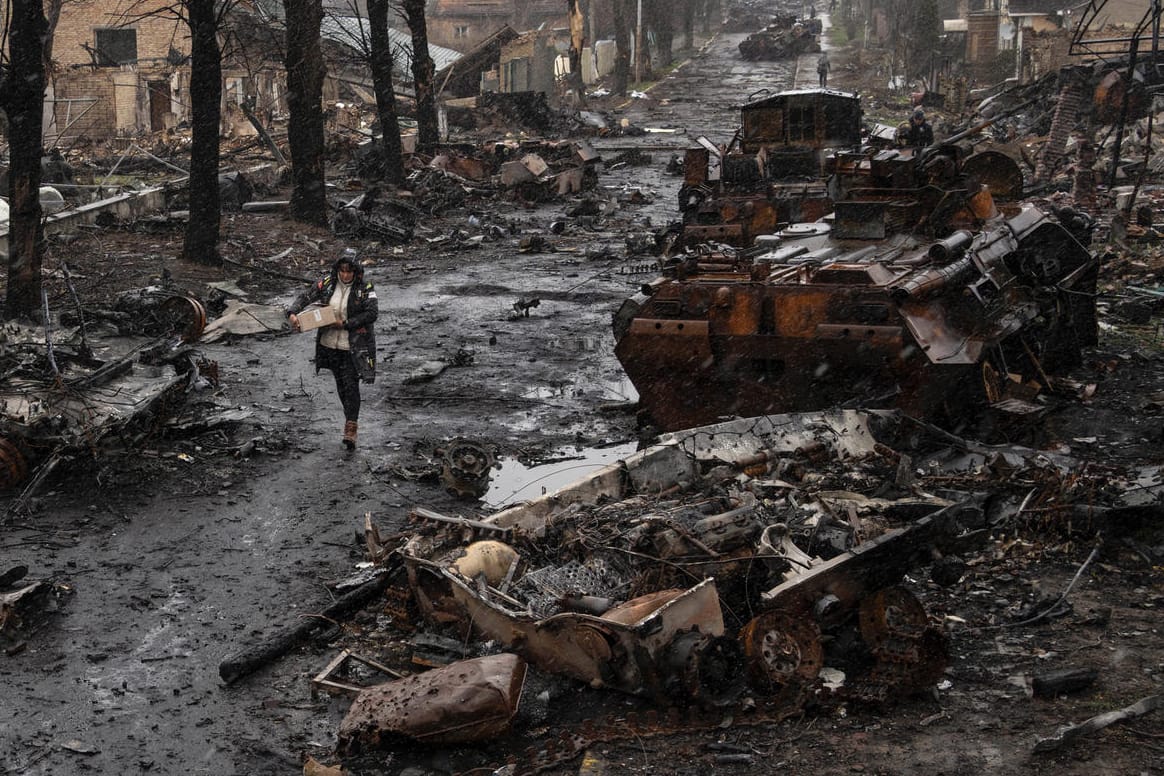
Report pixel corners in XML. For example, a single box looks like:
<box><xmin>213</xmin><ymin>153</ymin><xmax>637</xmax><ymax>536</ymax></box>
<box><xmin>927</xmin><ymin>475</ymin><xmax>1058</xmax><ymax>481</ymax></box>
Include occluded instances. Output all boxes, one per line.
<box><xmin>514</xmin><ymin>558</ymin><xmax>629</xmax><ymax>618</ymax></box>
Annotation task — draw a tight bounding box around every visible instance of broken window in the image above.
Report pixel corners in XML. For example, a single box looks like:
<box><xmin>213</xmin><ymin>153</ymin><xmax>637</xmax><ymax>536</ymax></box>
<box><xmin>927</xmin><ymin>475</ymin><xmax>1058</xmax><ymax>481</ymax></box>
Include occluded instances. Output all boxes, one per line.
<box><xmin>786</xmin><ymin>104</ymin><xmax>813</xmax><ymax>142</ymax></box>
<box><xmin>455</xmin><ymin>25</ymin><xmax>470</xmax><ymax>39</ymax></box>
<box><xmin>94</xmin><ymin>28</ymin><xmax>137</xmax><ymax>66</ymax></box>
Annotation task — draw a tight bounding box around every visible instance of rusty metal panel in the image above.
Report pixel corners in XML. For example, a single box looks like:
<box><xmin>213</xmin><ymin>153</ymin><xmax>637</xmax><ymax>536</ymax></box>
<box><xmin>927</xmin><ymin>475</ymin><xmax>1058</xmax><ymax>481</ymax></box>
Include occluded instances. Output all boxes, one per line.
<box><xmin>833</xmin><ymin>201</ymin><xmax>887</xmax><ymax>239</ymax></box>
<box><xmin>337</xmin><ymin>653</ymin><xmax>526</xmax><ymax>747</ymax></box>
<box><xmin>813</xmin><ymin>324</ymin><xmax>904</xmax><ymax>348</ymax></box>
<box><xmin>769</xmin><ymin>287</ymin><xmax>834</xmax><ymax>337</ymax></box>
<box><xmin>742</xmin><ymin>102</ymin><xmax>785</xmax><ymax>150</ymax></box>
<box><xmin>682</xmin><ymin>224</ymin><xmax>744</xmax><ymax>243</ymax></box>
<box><xmin>684</xmin><ymin>147</ymin><xmax>710</xmax><ymax>187</ymax></box>
<box><xmin>961</xmin><ymin>150</ymin><xmax>1024</xmax><ymax>200</ymax></box>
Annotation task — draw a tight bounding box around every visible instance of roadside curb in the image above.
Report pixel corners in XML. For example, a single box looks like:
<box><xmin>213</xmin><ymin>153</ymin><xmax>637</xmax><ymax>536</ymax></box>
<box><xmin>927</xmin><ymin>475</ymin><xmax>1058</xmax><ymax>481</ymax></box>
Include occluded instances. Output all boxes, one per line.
<box><xmin>613</xmin><ymin>31</ymin><xmax>723</xmax><ymax>110</ymax></box>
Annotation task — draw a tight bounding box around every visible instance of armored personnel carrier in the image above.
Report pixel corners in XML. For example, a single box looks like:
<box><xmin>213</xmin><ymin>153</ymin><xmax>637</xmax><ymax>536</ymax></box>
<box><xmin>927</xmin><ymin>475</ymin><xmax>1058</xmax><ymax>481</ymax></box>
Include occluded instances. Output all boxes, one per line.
<box><xmin>738</xmin><ymin>13</ymin><xmax>822</xmax><ymax>60</ymax></box>
<box><xmin>678</xmin><ymin>89</ymin><xmax>863</xmax><ymax>249</ymax></box>
<box><xmin>617</xmin><ymin>126</ymin><xmax>1099</xmax><ymax>432</ymax></box>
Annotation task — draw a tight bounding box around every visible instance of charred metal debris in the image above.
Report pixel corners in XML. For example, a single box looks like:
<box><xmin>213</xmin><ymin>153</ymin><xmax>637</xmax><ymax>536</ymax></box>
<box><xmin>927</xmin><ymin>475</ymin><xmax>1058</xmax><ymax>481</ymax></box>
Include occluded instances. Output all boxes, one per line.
<box><xmin>619</xmin><ymin>87</ymin><xmax>1103</xmax><ymax>433</ymax></box>
<box><xmin>336</xmin><ymin>139</ymin><xmax>602</xmax><ymax>242</ymax></box>
<box><xmin>0</xmin><ymin>564</ymin><xmax>71</xmax><ymax>653</ymax></box>
<box><xmin>738</xmin><ymin>12</ymin><xmax>822</xmax><ymax>61</ymax></box>
<box><xmin>274</xmin><ymin>410</ymin><xmax>1158</xmax><ymax>772</ymax></box>
<box><xmin>0</xmin><ymin>288</ymin><xmax>217</xmax><ymax>510</ymax></box>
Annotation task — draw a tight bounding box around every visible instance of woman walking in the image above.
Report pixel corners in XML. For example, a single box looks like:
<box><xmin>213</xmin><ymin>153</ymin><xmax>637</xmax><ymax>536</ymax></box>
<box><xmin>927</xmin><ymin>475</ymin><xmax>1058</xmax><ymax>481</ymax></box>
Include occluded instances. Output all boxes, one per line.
<box><xmin>287</xmin><ymin>248</ymin><xmax>378</xmax><ymax>449</ymax></box>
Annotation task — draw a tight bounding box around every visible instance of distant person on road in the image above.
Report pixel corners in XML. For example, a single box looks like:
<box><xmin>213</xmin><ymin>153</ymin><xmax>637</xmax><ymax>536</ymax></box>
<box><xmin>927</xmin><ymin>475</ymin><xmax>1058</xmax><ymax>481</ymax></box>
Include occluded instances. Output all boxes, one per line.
<box><xmin>287</xmin><ymin>248</ymin><xmax>378</xmax><ymax>450</ymax></box>
<box><xmin>817</xmin><ymin>52</ymin><xmax>830</xmax><ymax>88</ymax></box>
<box><xmin>904</xmin><ymin>107</ymin><xmax>934</xmax><ymax>147</ymax></box>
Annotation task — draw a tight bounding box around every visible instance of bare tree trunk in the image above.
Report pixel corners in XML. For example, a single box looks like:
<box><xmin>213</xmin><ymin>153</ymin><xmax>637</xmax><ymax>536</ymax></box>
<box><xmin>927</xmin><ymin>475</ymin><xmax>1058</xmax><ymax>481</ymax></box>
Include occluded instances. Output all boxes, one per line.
<box><xmin>402</xmin><ymin>0</ymin><xmax>438</xmax><ymax>153</ymax></box>
<box><xmin>613</xmin><ymin>0</ymin><xmax>630</xmax><ymax>95</ymax></box>
<box><xmin>1</xmin><ymin>0</ymin><xmax>47</xmax><ymax>321</ymax></box>
<box><xmin>648</xmin><ymin>0</ymin><xmax>673</xmax><ymax>69</ymax></box>
<box><xmin>283</xmin><ymin>0</ymin><xmax>329</xmax><ymax>225</ymax></box>
<box><xmin>635</xmin><ymin>0</ymin><xmax>651</xmax><ymax>81</ymax></box>
<box><xmin>702</xmin><ymin>0</ymin><xmax>717</xmax><ymax>33</ymax></box>
<box><xmin>368</xmin><ymin>0</ymin><xmax>404</xmax><ymax>184</ymax></box>
<box><xmin>567</xmin><ymin>0</ymin><xmax>586</xmax><ymax>103</ymax></box>
<box><xmin>683</xmin><ymin>0</ymin><xmax>695</xmax><ymax>50</ymax></box>
<box><xmin>183</xmin><ymin>0</ymin><xmax>223</xmax><ymax>264</ymax></box>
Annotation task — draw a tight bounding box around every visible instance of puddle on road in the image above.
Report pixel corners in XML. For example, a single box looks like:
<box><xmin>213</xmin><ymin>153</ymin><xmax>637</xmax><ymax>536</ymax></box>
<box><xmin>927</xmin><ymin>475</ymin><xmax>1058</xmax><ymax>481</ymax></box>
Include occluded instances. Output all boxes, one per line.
<box><xmin>522</xmin><ymin>375</ymin><xmax>638</xmax><ymax>402</ymax></box>
<box><xmin>482</xmin><ymin>440</ymin><xmax>639</xmax><ymax>509</ymax></box>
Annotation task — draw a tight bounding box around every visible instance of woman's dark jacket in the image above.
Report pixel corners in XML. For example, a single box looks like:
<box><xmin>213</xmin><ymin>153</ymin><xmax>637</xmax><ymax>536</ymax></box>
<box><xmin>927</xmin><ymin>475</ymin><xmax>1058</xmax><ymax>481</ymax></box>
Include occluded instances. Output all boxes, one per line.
<box><xmin>288</xmin><ymin>258</ymin><xmax>378</xmax><ymax>382</ymax></box>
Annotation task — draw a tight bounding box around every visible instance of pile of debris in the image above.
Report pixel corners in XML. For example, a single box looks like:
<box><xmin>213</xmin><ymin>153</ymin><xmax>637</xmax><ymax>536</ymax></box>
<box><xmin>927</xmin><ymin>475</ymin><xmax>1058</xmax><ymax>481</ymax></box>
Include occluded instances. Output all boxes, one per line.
<box><xmin>251</xmin><ymin>410</ymin><xmax>1159</xmax><ymax>772</ymax></box>
<box><xmin>337</xmin><ymin>138</ymin><xmax>603</xmax><ymax>228</ymax></box>
<box><xmin>446</xmin><ymin>91</ymin><xmax>564</xmax><ymax>135</ymax></box>
<box><xmin>0</xmin><ymin>289</ymin><xmax>216</xmax><ymax>509</ymax></box>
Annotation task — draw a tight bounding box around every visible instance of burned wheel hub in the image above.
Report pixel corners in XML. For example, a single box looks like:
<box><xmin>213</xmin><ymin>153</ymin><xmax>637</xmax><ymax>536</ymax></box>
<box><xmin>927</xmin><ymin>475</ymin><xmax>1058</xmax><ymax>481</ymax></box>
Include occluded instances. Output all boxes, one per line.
<box><xmin>157</xmin><ymin>295</ymin><xmax>207</xmax><ymax>342</ymax></box>
<box><xmin>437</xmin><ymin>438</ymin><xmax>497</xmax><ymax>500</ymax></box>
<box><xmin>0</xmin><ymin>438</ymin><xmax>29</xmax><ymax>490</ymax></box>
<box><xmin>853</xmin><ymin>586</ymin><xmax>948</xmax><ymax>699</ymax></box>
<box><xmin>739</xmin><ymin>611</ymin><xmax>823</xmax><ymax>693</ymax></box>
<box><xmin>858</xmin><ymin>586</ymin><xmax>929</xmax><ymax>654</ymax></box>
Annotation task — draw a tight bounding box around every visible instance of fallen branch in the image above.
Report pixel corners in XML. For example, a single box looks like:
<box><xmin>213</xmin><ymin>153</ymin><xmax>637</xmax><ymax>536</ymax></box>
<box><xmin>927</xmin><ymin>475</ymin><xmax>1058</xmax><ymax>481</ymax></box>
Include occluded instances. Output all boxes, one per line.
<box><xmin>220</xmin><ymin>254</ymin><xmax>313</xmax><ymax>285</ymax></box>
<box><xmin>1034</xmin><ymin>694</ymin><xmax>1162</xmax><ymax>753</ymax></box>
<box><xmin>1004</xmin><ymin>539</ymin><xmax>1102</xmax><ymax>629</ymax></box>
<box><xmin>218</xmin><ymin>564</ymin><xmax>396</xmax><ymax>685</ymax></box>
<box><xmin>240</xmin><ymin>101</ymin><xmax>287</xmax><ymax>165</ymax></box>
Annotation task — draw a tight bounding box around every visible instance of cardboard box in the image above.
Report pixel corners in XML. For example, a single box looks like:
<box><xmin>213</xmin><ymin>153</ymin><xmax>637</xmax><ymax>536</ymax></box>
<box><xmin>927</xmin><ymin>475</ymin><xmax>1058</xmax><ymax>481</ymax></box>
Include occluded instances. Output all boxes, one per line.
<box><xmin>297</xmin><ymin>305</ymin><xmax>338</xmax><ymax>332</ymax></box>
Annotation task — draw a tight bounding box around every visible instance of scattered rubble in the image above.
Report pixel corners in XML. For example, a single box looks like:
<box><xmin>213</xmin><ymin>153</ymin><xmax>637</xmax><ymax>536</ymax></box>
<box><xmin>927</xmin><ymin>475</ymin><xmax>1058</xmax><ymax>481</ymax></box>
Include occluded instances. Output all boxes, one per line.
<box><xmin>3</xmin><ymin>7</ymin><xmax>1164</xmax><ymax>776</ymax></box>
<box><xmin>0</xmin><ymin>303</ymin><xmax>217</xmax><ymax>507</ymax></box>
<box><xmin>250</xmin><ymin>408</ymin><xmax>1162</xmax><ymax>772</ymax></box>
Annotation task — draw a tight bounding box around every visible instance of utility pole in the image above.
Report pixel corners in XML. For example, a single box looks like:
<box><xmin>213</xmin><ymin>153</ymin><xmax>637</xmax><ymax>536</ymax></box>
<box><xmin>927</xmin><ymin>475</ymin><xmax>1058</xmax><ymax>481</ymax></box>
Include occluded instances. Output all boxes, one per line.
<box><xmin>1154</xmin><ymin>0</ymin><xmax>1161</xmax><ymax>78</ymax></box>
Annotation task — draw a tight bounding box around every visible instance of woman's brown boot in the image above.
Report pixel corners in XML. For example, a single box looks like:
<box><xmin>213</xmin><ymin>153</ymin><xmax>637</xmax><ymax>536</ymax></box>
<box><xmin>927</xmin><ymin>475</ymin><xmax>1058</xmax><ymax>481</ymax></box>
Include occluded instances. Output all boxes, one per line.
<box><xmin>343</xmin><ymin>420</ymin><xmax>358</xmax><ymax>449</ymax></box>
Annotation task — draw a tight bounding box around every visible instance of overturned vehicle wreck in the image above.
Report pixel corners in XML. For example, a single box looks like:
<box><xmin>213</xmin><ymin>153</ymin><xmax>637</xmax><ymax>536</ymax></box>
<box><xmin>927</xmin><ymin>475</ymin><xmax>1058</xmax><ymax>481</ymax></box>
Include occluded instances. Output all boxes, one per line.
<box><xmin>372</xmin><ymin>415</ymin><xmax>971</xmax><ymax>703</ymax></box>
<box><xmin>0</xmin><ymin>289</ymin><xmax>211</xmax><ymax>502</ymax></box>
<box><xmin>334</xmin><ymin>409</ymin><xmax>1117</xmax><ymax>768</ymax></box>
<box><xmin>622</xmin><ymin>101</ymin><xmax>1099</xmax><ymax>432</ymax></box>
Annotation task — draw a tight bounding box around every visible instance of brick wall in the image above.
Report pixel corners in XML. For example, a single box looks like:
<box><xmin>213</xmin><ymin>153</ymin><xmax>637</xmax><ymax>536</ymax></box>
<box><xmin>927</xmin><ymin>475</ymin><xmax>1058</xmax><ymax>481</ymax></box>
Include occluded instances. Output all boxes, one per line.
<box><xmin>51</xmin><ymin>71</ymin><xmax>117</xmax><ymax>140</ymax></box>
<box><xmin>53</xmin><ymin>0</ymin><xmax>190</xmax><ymax>68</ymax></box>
<box><xmin>1026</xmin><ymin>28</ymin><xmax>1071</xmax><ymax>83</ymax></box>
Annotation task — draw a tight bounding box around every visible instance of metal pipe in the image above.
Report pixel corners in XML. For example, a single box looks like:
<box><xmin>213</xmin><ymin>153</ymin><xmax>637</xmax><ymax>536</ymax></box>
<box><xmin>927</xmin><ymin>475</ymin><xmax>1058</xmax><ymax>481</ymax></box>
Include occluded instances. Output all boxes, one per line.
<box><xmin>928</xmin><ymin>230</ymin><xmax>974</xmax><ymax>263</ymax></box>
<box><xmin>891</xmin><ymin>255</ymin><xmax>975</xmax><ymax>301</ymax></box>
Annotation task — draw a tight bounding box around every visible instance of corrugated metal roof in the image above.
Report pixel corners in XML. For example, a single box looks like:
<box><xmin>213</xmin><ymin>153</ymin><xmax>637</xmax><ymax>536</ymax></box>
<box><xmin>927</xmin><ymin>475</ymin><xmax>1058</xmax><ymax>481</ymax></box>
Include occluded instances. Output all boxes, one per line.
<box><xmin>321</xmin><ymin>15</ymin><xmax>462</xmax><ymax>73</ymax></box>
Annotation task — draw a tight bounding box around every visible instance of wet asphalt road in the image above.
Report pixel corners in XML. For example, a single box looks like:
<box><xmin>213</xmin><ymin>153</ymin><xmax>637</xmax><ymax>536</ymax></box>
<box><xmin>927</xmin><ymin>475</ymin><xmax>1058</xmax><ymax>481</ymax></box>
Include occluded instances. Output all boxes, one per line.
<box><xmin>0</xmin><ymin>28</ymin><xmax>805</xmax><ymax>776</ymax></box>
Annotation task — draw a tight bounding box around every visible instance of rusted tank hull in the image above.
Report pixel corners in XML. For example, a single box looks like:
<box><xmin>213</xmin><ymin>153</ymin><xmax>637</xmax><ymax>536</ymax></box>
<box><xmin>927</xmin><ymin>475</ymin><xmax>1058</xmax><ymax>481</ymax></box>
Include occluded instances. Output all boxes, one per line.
<box><xmin>615</xmin><ymin>206</ymin><xmax>1097</xmax><ymax>433</ymax></box>
<box><xmin>679</xmin><ymin>185</ymin><xmax>834</xmax><ymax>249</ymax></box>
<box><xmin>614</xmin><ymin>295</ymin><xmax>976</xmax><ymax>431</ymax></box>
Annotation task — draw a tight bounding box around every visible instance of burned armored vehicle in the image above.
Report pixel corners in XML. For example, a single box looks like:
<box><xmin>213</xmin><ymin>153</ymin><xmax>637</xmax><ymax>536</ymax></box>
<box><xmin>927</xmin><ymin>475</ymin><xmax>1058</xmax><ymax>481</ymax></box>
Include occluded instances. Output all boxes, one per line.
<box><xmin>0</xmin><ymin>291</ymin><xmax>211</xmax><ymax>501</ymax></box>
<box><xmin>678</xmin><ymin>89</ymin><xmax>862</xmax><ymax>249</ymax></box>
<box><xmin>390</xmin><ymin>411</ymin><xmax>964</xmax><ymax>718</ymax></box>
<box><xmin>738</xmin><ymin>14</ymin><xmax>821</xmax><ymax>60</ymax></box>
<box><xmin>617</xmin><ymin>138</ymin><xmax>1099</xmax><ymax>433</ymax></box>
